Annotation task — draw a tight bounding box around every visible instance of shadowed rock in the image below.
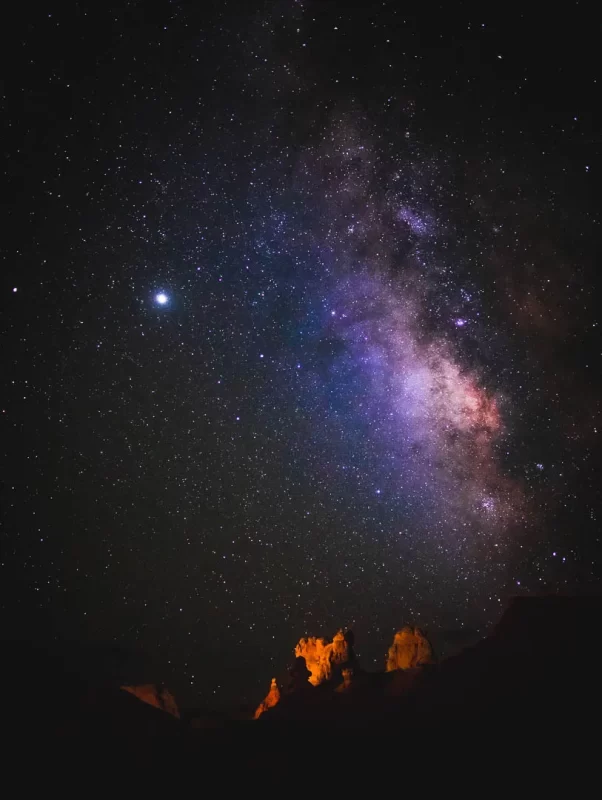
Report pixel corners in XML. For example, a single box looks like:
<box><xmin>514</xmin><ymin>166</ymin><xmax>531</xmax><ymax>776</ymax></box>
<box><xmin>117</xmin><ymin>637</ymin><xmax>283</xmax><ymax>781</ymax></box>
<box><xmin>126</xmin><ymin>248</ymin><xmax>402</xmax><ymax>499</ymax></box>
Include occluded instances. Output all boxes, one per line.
<box><xmin>120</xmin><ymin>684</ymin><xmax>180</xmax><ymax>718</ymax></box>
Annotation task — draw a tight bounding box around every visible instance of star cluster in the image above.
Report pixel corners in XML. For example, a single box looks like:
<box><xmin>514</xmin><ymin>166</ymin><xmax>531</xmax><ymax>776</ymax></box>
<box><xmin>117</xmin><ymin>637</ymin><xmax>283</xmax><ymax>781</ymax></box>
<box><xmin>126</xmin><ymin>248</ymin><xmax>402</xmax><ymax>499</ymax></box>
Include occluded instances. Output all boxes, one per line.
<box><xmin>1</xmin><ymin>3</ymin><xmax>599</xmax><ymax>706</ymax></box>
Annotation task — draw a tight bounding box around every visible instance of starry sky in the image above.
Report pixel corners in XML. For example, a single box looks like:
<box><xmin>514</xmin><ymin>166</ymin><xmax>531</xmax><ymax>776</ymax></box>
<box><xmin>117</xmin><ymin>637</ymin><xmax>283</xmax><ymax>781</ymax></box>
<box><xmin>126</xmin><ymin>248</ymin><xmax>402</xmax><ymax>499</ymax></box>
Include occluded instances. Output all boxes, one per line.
<box><xmin>1</xmin><ymin>2</ymin><xmax>600</xmax><ymax>707</ymax></box>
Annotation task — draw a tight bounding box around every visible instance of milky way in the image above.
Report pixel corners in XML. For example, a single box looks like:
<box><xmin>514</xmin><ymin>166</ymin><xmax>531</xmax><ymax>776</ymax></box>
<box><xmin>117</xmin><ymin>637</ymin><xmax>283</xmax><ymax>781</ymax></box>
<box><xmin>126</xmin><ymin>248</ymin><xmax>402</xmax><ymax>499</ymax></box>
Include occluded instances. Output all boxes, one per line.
<box><xmin>286</xmin><ymin>116</ymin><xmax>527</xmax><ymax>570</ymax></box>
<box><xmin>328</xmin><ymin>271</ymin><xmax>521</xmax><ymax>542</ymax></box>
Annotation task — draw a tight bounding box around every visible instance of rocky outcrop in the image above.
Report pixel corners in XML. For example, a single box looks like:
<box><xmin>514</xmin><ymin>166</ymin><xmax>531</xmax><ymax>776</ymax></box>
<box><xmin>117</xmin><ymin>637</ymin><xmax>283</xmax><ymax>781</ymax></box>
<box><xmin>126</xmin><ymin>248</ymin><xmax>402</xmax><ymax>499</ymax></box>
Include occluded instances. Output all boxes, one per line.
<box><xmin>254</xmin><ymin>677</ymin><xmax>281</xmax><ymax>719</ymax></box>
<box><xmin>288</xmin><ymin>655</ymin><xmax>313</xmax><ymax>692</ymax></box>
<box><xmin>335</xmin><ymin>667</ymin><xmax>354</xmax><ymax>693</ymax></box>
<box><xmin>294</xmin><ymin>630</ymin><xmax>354</xmax><ymax>685</ymax></box>
<box><xmin>386</xmin><ymin>627</ymin><xmax>433</xmax><ymax>671</ymax></box>
<box><xmin>120</xmin><ymin>683</ymin><xmax>180</xmax><ymax>718</ymax></box>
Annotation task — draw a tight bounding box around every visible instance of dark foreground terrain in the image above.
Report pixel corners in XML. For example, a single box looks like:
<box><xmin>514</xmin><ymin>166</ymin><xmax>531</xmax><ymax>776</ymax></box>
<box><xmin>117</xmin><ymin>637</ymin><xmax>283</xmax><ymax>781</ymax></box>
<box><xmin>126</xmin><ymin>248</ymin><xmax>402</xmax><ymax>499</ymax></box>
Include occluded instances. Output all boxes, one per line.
<box><xmin>3</xmin><ymin>596</ymin><xmax>600</xmax><ymax>772</ymax></box>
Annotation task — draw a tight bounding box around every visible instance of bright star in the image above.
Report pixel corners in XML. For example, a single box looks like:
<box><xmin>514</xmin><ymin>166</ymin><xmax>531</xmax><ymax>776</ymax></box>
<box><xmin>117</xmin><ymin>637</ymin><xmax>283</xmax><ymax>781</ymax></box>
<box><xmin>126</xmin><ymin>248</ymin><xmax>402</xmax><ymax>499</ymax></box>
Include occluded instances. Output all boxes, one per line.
<box><xmin>156</xmin><ymin>292</ymin><xmax>168</xmax><ymax>305</ymax></box>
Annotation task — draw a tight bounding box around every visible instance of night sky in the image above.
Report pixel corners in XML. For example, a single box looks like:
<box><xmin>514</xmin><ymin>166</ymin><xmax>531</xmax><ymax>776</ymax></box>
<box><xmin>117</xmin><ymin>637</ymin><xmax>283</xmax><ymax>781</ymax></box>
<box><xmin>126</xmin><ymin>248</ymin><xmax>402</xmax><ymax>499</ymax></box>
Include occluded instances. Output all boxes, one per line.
<box><xmin>2</xmin><ymin>2</ymin><xmax>600</xmax><ymax>707</ymax></box>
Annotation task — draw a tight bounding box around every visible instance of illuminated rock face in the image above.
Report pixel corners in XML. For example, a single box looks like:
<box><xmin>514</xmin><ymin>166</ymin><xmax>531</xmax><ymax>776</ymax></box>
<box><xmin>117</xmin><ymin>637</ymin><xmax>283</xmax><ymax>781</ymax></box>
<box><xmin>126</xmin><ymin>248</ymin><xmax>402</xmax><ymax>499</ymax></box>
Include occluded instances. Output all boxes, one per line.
<box><xmin>120</xmin><ymin>684</ymin><xmax>180</xmax><ymax>718</ymax></box>
<box><xmin>386</xmin><ymin>627</ymin><xmax>433</xmax><ymax>671</ymax></box>
<box><xmin>295</xmin><ymin>630</ymin><xmax>351</xmax><ymax>685</ymax></box>
<box><xmin>254</xmin><ymin>677</ymin><xmax>281</xmax><ymax>719</ymax></box>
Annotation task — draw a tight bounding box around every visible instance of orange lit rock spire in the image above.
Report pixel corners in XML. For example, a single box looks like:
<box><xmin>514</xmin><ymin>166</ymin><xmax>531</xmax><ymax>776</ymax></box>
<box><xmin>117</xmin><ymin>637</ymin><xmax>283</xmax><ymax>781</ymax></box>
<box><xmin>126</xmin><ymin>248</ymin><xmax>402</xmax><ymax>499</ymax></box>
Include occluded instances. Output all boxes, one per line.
<box><xmin>385</xmin><ymin>627</ymin><xmax>434</xmax><ymax>671</ymax></box>
<box><xmin>254</xmin><ymin>677</ymin><xmax>281</xmax><ymax>719</ymax></box>
<box><xmin>295</xmin><ymin>629</ymin><xmax>353</xmax><ymax>685</ymax></box>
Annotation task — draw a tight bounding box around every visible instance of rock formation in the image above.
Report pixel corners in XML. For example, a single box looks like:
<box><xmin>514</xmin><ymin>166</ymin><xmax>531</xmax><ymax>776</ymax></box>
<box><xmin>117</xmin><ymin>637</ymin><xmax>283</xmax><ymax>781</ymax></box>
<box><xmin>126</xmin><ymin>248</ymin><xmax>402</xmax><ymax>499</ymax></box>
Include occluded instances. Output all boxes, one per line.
<box><xmin>287</xmin><ymin>655</ymin><xmax>313</xmax><ymax>693</ymax></box>
<box><xmin>294</xmin><ymin>629</ymin><xmax>354</xmax><ymax>685</ymax></box>
<box><xmin>386</xmin><ymin>626</ymin><xmax>434</xmax><ymax>671</ymax></box>
<box><xmin>335</xmin><ymin>667</ymin><xmax>354</xmax><ymax>693</ymax></box>
<box><xmin>254</xmin><ymin>677</ymin><xmax>281</xmax><ymax>719</ymax></box>
<box><xmin>120</xmin><ymin>683</ymin><xmax>180</xmax><ymax>718</ymax></box>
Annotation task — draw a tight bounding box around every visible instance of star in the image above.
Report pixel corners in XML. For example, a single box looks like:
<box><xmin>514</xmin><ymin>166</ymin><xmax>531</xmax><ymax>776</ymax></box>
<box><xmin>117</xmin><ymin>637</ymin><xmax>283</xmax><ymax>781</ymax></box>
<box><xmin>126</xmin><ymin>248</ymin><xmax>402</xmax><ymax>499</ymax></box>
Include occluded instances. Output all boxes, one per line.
<box><xmin>155</xmin><ymin>292</ymin><xmax>169</xmax><ymax>305</ymax></box>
